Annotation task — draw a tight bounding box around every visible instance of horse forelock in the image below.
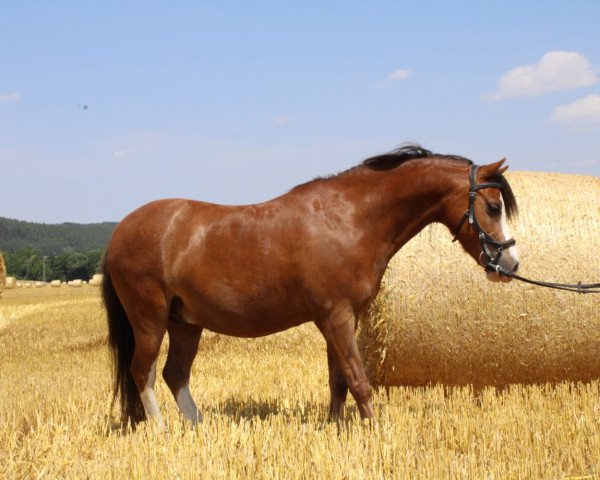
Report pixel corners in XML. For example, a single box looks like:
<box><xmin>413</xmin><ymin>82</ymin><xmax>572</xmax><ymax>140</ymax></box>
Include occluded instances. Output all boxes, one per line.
<box><xmin>493</xmin><ymin>173</ymin><xmax>518</xmax><ymax>220</ymax></box>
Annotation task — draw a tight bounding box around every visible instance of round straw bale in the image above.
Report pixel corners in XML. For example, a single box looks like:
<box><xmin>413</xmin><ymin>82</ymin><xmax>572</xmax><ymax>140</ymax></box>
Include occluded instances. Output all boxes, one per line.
<box><xmin>69</xmin><ymin>279</ymin><xmax>83</xmax><ymax>287</ymax></box>
<box><xmin>16</xmin><ymin>282</ymin><xmax>22</xmax><ymax>288</ymax></box>
<box><xmin>24</xmin><ymin>282</ymin><xmax>31</xmax><ymax>288</ymax></box>
<box><xmin>89</xmin><ymin>273</ymin><xmax>103</xmax><ymax>286</ymax></box>
<box><xmin>5</xmin><ymin>277</ymin><xmax>17</xmax><ymax>289</ymax></box>
<box><xmin>35</xmin><ymin>281</ymin><xmax>44</xmax><ymax>288</ymax></box>
<box><xmin>50</xmin><ymin>280</ymin><xmax>61</xmax><ymax>288</ymax></box>
<box><xmin>358</xmin><ymin>172</ymin><xmax>600</xmax><ymax>389</ymax></box>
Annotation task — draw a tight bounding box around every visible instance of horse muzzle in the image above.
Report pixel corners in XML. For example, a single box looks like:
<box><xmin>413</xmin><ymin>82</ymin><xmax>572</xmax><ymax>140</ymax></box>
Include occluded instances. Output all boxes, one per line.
<box><xmin>485</xmin><ymin>253</ymin><xmax>519</xmax><ymax>283</ymax></box>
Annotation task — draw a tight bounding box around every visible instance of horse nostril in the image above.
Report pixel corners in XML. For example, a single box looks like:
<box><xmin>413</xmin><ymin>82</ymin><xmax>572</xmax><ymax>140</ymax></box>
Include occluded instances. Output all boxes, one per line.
<box><xmin>512</xmin><ymin>262</ymin><xmax>520</xmax><ymax>273</ymax></box>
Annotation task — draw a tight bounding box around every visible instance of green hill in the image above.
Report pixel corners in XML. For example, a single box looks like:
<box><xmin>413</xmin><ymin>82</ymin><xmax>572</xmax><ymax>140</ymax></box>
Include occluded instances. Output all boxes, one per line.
<box><xmin>0</xmin><ymin>216</ymin><xmax>117</xmax><ymax>255</ymax></box>
<box><xmin>0</xmin><ymin>217</ymin><xmax>118</xmax><ymax>281</ymax></box>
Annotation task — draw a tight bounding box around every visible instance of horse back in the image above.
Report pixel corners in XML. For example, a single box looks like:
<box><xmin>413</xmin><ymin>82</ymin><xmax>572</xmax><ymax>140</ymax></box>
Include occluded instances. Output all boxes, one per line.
<box><xmin>107</xmin><ymin>194</ymin><xmax>381</xmax><ymax>336</ymax></box>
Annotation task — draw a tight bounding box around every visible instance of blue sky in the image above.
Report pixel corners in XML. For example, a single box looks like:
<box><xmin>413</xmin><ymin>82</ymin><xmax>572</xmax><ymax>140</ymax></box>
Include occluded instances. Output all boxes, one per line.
<box><xmin>1</xmin><ymin>1</ymin><xmax>599</xmax><ymax>223</ymax></box>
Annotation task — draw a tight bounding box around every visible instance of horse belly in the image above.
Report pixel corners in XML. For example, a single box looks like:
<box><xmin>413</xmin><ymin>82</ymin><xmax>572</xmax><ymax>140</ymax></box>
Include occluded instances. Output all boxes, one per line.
<box><xmin>165</xmin><ymin>204</ymin><xmax>327</xmax><ymax>336</ymax></box>
<box><xmin>178</xmin><ymin>300</ymin><xmax>310</xmax><ymax>338</ymax></box>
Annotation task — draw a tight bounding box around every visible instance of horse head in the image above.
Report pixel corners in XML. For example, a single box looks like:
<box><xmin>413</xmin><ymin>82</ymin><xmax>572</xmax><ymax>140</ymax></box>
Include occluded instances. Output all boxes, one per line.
<box><xmin>449</xmin><ymin>159</ymin><xmax>520</xmax><ymax>283</ymax></box>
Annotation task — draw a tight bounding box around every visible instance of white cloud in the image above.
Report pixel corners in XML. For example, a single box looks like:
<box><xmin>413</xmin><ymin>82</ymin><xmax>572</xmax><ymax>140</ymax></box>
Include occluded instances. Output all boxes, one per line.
<box><xmin>486</xmin><ymin>51</ymin><xmax>598</xmax><ymax>101</ymax></box>
<box><xmin>274</xmin><ymin>115</ymin><xmax>292</xmax><ymax>126</ymax></box>
<box><xmin>387</xmin><ymin>68</ymin><xmax>411</xmax><ymax>81</ymax></box>
<box><xmin>550</xmin><ymin>94</ymin><xmax>600</xmax><ymax>129</ymax></box>
<box><xmin>113</xmin><ymin>147</ymin><xmax>136</xmax><ymax>159</ymax></box>
<box><xmin>375</xmin><ymin>68</ymin><xmax>412</xmax><ymax>89</ymax></box>
<box><xmin>0</xmin><ymin>91</ymin><xmax>21</xmax><ymax>103</ymax></box>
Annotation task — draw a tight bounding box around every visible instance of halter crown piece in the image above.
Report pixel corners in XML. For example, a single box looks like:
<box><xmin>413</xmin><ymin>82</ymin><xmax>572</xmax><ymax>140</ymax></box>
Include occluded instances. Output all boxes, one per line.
<box><xmin>452</xmin><ymin>164</ymin><xmax>516</xmax><ymax>267</ymax></box>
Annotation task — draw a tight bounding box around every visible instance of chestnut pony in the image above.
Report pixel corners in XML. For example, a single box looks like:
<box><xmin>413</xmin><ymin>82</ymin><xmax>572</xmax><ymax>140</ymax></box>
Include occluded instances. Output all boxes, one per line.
<box><xmin>102</xmin><ymin>145</ymin><xmax>519</xmax><ymax>426</ymax></box>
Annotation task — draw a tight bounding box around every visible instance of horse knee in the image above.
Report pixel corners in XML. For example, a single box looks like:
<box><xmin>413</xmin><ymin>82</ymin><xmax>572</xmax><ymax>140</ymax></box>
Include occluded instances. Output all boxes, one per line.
<box><xmin>350</xmin><ymin>379</ymin><xmax>372</xmax><ymax>403</ymax></box>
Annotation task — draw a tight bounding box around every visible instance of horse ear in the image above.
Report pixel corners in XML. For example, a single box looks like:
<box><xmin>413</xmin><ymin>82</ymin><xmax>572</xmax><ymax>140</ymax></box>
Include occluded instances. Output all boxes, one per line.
<box><xmin>480</xmin><ymin>158</ymin><xmax>507</xmax><ymax>178</ymax></box>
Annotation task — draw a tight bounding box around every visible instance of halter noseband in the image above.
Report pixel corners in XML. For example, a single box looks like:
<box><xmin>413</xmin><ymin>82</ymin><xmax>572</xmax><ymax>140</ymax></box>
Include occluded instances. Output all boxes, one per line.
<box><xmin>452</xmin><ymin>164</ymin><xmax>516</xmax><ymax>267</ymax></box>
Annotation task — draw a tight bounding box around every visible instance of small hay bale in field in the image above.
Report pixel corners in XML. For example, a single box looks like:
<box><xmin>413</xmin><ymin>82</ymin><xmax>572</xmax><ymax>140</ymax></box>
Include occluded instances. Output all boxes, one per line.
<box><xmin>89</xmin><ymin>273</ymin><xmax>103</xmax><ymax>286</ymax></box>
<box><xmin>69</xmin><ymin>279</ymin><xmax>83</xmax><ymax>287</ymax></box>
<box><xmin>50</xmin><ymin>280</ymin><xmax>61</xmax><ymax>288</ymax></box>
<box><xmin>5</xmin><ymin>277</ymin><xmax>17</xmax><ymax>289</ymax></box>
<box><xmin>24</xmin><ymin>282</ymin><xmax>31</xmax><ymax>288</ymax></box>
<box><xmin>16</xmin><ymin>282</ymin><xmax>22</xmax><ymax>288</ymax></box>
<box><xmin>358</xmin><ymin>172</ymin><xmax>600</xmax><ymax>389</ymax></box>
<box><xmin>0</xmin><ymin>254</ymin><xmax>6</xmax><ymax>295</ymax></box>
<box><xmin>0</xmin><ymin>255</ymin><xmax>6</xmax><ymax>292</ymax></box>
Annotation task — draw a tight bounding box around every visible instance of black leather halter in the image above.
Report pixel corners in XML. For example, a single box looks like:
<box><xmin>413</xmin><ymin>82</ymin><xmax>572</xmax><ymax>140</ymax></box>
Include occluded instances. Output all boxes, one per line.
<box><xmin>451</xmin><ymin>164</ymin><xmax>600</xmax><ymax>293</ymax></box>
<box><xmin>452</xmin><ymin>164</ymin><xmax>516</xmax><ymax>266</ymax></box>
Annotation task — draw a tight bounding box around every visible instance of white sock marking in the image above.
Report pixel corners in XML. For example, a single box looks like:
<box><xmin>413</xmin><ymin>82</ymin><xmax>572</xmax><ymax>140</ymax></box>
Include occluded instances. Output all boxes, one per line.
<box><xmin>140</xmin><ymin>361</ymin><xmax>163</xmax><ymax>422</ymax></box>
<box><xmin>176</xmin><ymin>385</ymin><xmax>203</xmax><ymax>423</ymax></box>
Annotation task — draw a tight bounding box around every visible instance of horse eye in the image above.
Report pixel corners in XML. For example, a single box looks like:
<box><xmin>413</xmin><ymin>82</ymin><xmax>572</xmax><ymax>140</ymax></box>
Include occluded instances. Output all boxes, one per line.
<box><xmin>487</xmin><ymin>202</ymin><xmax>501</xmax><ymax>216</ymax></box>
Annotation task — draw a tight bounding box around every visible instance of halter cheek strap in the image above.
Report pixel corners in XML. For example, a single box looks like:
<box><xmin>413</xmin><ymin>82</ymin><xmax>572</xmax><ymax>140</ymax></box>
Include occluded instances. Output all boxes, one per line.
<box><xmin>451</xmin><ymin>164</ymin><xmax>516</xmax><ymax>266</ymax></box>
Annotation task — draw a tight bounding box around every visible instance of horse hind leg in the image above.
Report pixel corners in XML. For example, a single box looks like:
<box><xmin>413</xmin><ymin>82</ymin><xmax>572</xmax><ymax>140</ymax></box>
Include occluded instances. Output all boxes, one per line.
<box><xmin>130</xmin><ymin>331</ymin><xmax>167</xmax><ymax>425</ymax></box>
<box><xmin>127</xmin><ymin>301</ymin><xmax>170</xmax><ymax>425</ymax></box>
<box><xmin>162</xmin><ymin>319</ymin><xmax>203</xmax><ymax>424</ymax></box>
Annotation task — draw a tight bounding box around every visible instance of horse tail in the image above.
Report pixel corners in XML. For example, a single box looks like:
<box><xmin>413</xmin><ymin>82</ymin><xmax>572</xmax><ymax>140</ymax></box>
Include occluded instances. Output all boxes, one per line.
<box><xmin>101</xmin><ymin>251</ymin><xmax>145</xmax><ymax>427</ymax></box>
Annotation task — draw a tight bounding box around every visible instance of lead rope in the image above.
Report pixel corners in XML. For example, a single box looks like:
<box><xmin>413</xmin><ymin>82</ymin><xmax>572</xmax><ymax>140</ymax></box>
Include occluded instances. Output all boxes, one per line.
<box><xmin>455</xmin><ymin>163</ymin><xmax>600</xmax><ymax>294</ymax></box>
<box><xmin>488</xmin><ymin>263</ymin><xmax>600</xmax><ymax>294</ymax></box>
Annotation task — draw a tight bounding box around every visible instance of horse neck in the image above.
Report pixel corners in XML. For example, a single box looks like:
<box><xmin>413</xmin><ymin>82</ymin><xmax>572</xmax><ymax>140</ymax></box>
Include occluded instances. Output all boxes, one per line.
<box><xmin>345</xmin><ymin>159</ymin><xmax>464</xmax><ymax>260</ymax></box>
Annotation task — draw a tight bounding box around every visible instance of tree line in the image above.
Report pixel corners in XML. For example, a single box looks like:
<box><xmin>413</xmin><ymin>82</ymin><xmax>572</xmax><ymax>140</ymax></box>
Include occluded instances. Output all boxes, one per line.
<box><xmin>0</xmin><ymin>216</ymin><xmax>116</xmax><ymax>256</ymax></box>
<box><xmin>0</xmin><ymin>216</ymin><xmax>116</xmax><ymax>281</ymax></box>
<box><xmin>3</xmin><ymin>247</ymin><xmax>103</xmax><ymax>282</ymax></box>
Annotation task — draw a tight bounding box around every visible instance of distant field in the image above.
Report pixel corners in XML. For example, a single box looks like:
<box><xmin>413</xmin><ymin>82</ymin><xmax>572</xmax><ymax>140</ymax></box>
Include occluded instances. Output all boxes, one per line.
<box><xmin>1</xmin><ymin>285</ymin><xmax>599</xmax><ymax>479</ymax></box>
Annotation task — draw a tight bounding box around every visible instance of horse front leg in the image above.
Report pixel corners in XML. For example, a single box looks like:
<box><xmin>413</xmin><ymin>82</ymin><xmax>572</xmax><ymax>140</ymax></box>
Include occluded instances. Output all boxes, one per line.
<box><xmin>326</xmin><ymin>348</ymin><xmax>349</xmax><ymax>419</ymax></box>
<box><xmin>317</xmin><ymin>306</ymin><xmax>375</xmax><ymax>420</ymax></box>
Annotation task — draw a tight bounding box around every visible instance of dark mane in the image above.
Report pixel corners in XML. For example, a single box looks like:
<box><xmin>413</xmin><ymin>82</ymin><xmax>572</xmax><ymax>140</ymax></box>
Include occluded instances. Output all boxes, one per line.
<box><xmin>361</xmin><ymin>143</ymin><xmax>517</xmax><ymax>219</ymax></box>
<box><xmin>291</xmin><ymin>143</ymin><xmax>517</xmax><ymax>219</ymax></box>
<box><xmin>361</xmin><ymin>143</ymin><xmax>472</xmax><ymax>171</ymax></box>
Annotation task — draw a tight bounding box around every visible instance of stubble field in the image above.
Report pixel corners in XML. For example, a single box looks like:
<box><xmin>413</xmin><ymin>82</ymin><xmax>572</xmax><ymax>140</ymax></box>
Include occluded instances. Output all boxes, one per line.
<box><xmin>1</xmin><ymin>285</ymin><xmax>599</xmax><ymax>479</ymax></box>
